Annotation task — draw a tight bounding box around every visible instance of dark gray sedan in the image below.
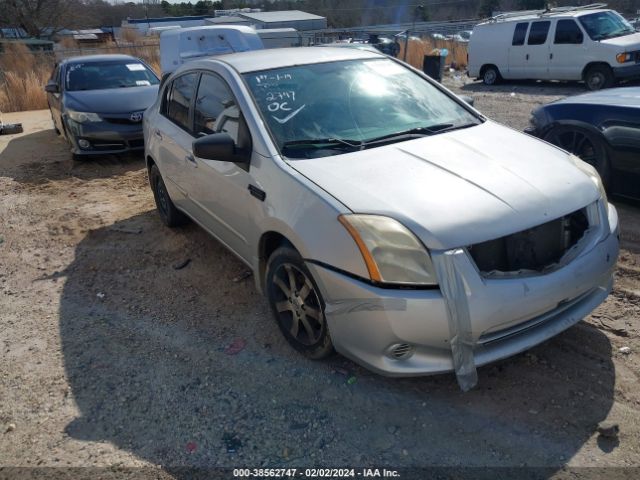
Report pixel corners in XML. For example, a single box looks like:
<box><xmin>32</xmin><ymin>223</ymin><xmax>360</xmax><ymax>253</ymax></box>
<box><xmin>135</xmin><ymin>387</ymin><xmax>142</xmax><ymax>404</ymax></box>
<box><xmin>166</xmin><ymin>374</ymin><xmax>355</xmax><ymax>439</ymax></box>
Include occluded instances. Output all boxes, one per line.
<box><xmin>526</xmin><ymin>87</ymin><xmax>640</xmax><ymax>200</ymax></box>
<box><xmin>45</xmin><ymin>54</ymin><xmax>159</xmax><ymax>159</ymax></box>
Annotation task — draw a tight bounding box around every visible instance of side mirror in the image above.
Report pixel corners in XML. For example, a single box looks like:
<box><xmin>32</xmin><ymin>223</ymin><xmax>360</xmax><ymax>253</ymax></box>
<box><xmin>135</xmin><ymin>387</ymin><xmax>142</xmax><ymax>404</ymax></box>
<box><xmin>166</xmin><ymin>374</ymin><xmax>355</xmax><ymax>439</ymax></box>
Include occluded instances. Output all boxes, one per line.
<box><xmin>45</xmin><ymin>82</ymin><xmax>59</xmax><ymax>93</ymax></box>
<box><xmin>193</xmin><ymin>133</ymin><xmax>248</xmax><ymax>163</ymax></box>
<box><xmin>459</xmin><ymin>95</ymin><xmax>475</xmax><ymax>107</ymax></box>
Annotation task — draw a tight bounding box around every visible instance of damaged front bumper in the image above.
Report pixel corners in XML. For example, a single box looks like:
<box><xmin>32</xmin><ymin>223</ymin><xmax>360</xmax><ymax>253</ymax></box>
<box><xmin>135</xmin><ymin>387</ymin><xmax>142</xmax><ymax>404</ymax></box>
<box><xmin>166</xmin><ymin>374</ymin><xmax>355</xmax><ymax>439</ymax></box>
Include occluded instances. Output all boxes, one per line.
<box><xmin>307</xmin><ymin>202</ymin><xmax>619</xmax><ymax>388</ymax></box>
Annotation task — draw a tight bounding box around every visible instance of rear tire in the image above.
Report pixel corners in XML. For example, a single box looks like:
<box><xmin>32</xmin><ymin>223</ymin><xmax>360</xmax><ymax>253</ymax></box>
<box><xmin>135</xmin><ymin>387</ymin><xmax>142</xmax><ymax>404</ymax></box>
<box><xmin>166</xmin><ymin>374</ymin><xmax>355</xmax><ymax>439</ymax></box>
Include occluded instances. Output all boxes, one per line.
<box><xmin>149</xmin><ymin>164</ymin><xmax>188</xmax><ymax>227</ymax></box>
<box><xmin>266</xmin><ymin>246</ymin><xmax>334</xmax><ymax>360</ymax></box>
<box><xmin>481</xmin><ymin>65</ymin><xmax>501</xmax><ymax>85</ymax></box>
<box><xmin>584</xmin><ymin>65</ymin><xmax>614</xmax><ymax>91</ymax></box>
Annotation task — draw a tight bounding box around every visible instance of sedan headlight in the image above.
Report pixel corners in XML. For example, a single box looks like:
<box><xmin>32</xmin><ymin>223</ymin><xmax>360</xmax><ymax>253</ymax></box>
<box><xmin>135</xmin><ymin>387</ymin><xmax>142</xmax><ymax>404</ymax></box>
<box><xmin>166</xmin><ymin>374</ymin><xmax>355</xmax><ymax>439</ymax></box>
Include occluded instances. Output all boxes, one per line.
<box><xmin>570</xmin><ymin>154</ymin><xmax>607</xmax><ymax>205</ymax></box>
<box><xmin>338</xmin><ymin>214</ymin><xmax>437</xmax><ymax>286</ymax></box>
<box><xmin>67</xmin><ymin>110</ymin><xmax>102</xmax><ymax>123</ymax></box>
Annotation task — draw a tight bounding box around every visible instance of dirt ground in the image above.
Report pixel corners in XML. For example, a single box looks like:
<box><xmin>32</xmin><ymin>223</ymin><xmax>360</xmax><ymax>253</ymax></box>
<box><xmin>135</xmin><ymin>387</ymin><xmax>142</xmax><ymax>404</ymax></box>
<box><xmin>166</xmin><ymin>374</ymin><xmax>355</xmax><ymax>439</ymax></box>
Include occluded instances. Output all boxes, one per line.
<box><xmin>1</xmin><ymin>78</ymin><xmax>639</xmax><ymax>478</ymax></box>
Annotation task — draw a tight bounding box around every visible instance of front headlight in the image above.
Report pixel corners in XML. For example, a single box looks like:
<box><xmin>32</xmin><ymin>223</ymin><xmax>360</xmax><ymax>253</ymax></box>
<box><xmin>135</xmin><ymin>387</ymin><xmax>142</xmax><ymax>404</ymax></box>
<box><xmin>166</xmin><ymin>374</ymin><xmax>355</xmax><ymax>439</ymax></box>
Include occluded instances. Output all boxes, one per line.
<box><xmin>67</xmin><ymin>110</ymin><xmax>102</xmax><ymax>123</ymax></box>
<box><xmin>570</xmin><ymin>154</ymin><xmax>607</xmax><ymax>205</ymax></box>
<box><xmin>338</xmin><ymin>214</ymin><xmax>437</xmax><ymax>286</ymax></box>
<box><xmin>616</xmin><ymin>52</ymin><xmax>632</xmax><ymax>63</ymax></box>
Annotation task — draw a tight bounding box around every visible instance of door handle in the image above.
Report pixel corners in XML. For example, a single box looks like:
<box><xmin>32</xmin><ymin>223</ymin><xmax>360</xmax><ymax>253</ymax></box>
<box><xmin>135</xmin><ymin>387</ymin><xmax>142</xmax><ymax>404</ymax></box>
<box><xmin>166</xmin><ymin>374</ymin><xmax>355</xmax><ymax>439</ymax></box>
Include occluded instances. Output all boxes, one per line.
<box><xmin>549</xmin><ymin>53</ymin><xmax>553</xmax><ymax>59</ymax></box>
<box><xmin>154</xmin><ymin>130</ymin><xmax>162</xmax><ymax>140</ymax></box>
<box><xmin>526</xmin><ymin>54</ymin><xmax>529</xmax><ymax>60</ymax></box>
<box><xmin>185</xmin><ymin>154</ymin><xmax>197</xmax><ymax>165</ymax></box>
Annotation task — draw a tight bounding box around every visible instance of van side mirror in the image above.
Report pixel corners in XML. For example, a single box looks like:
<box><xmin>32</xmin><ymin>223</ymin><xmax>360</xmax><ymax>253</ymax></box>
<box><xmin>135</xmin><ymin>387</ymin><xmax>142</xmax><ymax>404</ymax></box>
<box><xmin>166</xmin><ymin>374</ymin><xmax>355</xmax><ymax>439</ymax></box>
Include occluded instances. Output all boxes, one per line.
<box><xmin>193</xmin><ymin>133</ymin><xmax>248</xmax><ymax>163</ymax></box>
<box><xmin>44</xmin><ymin>81</ymin><xmax>59</xmax><ymax>93</ymax></box>
<box><xmin>459</xmin><ymin>95</ymin><xmax>475</xmax><ymax>107</ymax></box>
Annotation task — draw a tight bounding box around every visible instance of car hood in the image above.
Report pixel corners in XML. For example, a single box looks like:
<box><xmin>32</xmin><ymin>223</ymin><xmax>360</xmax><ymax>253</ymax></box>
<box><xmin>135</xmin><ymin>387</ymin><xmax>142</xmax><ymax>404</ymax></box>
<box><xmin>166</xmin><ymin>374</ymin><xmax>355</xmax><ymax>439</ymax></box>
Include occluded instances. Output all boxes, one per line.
<box><xmin>601</xmin><ymin>31</ymin><xmax>640</xmax><ymax>48</ymax></box>
<box><xmin>549</xmin><ymin>87</ymin><xmax>640</xmax><ymax>107</ymax></box>
<box><xmin>289</xmin><ymin>121</ymin><xmax>600</xmax><ymax>250</ymax></box>
<box><xmin>63</xmin><ymin>86</ymin><xmax>158</xmax><ymax>114</ymax></box>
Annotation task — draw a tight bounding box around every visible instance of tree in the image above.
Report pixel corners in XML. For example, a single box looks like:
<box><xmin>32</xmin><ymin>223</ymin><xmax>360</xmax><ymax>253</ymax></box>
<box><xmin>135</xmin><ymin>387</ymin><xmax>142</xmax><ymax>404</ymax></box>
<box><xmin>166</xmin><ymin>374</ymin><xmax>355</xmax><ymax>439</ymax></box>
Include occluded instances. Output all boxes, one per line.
<box><xmin>1</xmin><ymin>0</ymin><xmax>83</xmax><ymax>37</ymax></box>
<box><xmin>479</xmin><ymin>0</ymin><xmax>501</xmax><ymax>17</ymax></box>
<box><xmin>518</xmin><ymin>0</ymin><xmax>546</xmax><ymax>9</ymax></box>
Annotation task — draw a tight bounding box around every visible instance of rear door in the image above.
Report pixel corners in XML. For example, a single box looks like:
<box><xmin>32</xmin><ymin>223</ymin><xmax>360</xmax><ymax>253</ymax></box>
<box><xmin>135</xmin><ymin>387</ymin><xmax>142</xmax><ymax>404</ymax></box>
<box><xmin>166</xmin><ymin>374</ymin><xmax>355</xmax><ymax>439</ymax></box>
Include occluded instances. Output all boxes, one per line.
<box><xmin>549</xmin><ymin>19</ymin><xmax>586</xmax><ymax>80</ymax></box>
<box><xmin>508</xmin><ymin>22</ymin><xmax>530</xmax><ymax>78</ymax></box>
<box><xmin>525</xmin><ymin>21</ymin><xmax>552</xmax><ymax>79</ymax></box>
<box><xmin>153</xmin><ymin>72</ymin><xmax>200</xmax><ymax>213</ymax></box>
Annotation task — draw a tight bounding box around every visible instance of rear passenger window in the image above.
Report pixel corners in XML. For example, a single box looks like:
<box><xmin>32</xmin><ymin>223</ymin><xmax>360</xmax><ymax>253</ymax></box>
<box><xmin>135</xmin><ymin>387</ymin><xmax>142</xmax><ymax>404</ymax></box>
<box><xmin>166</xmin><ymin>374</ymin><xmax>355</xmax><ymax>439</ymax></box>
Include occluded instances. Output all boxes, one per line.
<box><xmin>164</xmin><ymin>72</ymin><xmax>198</xmax><ymax>132</ymax></box>
<box><xmin>512</xmin><ymin>22</ymin><xmax>529</xmax><ymax>46</ymax></box>
<box><xmin>528</xmin><ymin>21</ymin><xmax>551</xmax><ymax>45</ymax></box>
<box><xmin>554</xmin><ymin>19</ymin><xmax>583</xmax><ymax>44</ymax></box>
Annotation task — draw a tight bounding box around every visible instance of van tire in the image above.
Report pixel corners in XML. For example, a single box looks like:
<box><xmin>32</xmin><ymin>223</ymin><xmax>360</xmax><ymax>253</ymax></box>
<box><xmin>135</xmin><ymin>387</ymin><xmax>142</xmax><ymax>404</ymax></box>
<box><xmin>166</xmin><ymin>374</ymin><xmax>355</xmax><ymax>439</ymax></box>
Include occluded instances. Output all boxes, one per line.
<box><xmin>584</xmin><ymin>65</ymin><xmax>613</xmax><ymax>91</ymax></box>
<box><xmin>481</xmin><ymin>65</ymin><xmax>501</xmax><ymax>85</ymax></box>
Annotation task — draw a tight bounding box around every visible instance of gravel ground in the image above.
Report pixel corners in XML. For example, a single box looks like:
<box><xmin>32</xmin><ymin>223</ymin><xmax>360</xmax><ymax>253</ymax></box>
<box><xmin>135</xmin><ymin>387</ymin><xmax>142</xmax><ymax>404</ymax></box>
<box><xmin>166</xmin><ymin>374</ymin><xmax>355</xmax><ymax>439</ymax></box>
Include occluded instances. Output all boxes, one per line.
<box><xmin>1</xmin><ymin>79</ymin><xmax>639</xmax><ymax>479</ymax></box>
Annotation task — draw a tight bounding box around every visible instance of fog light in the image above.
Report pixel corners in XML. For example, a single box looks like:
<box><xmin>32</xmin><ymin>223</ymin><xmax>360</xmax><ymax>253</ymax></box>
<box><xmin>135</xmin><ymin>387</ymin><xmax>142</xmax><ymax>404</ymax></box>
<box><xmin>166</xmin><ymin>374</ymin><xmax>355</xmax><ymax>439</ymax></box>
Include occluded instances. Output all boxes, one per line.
<box><xmin>78</xmin><ymin>139</ymin><xmax>91</xmax><ymax>149</ymax></box>
<box><xmin>387</xmin><ymin>343</ymin><xmax>414</xmax><ymax>360</ymax></box>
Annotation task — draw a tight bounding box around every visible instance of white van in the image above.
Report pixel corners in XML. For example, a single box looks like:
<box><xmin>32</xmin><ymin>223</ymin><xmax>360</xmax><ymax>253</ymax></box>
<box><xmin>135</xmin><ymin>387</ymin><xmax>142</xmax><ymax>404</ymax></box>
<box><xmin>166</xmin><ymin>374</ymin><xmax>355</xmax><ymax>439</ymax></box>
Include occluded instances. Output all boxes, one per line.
<box><xmin>468</xmin><ymin>5</ymin><xmax>640</xmax><ymax>90</ymax></box>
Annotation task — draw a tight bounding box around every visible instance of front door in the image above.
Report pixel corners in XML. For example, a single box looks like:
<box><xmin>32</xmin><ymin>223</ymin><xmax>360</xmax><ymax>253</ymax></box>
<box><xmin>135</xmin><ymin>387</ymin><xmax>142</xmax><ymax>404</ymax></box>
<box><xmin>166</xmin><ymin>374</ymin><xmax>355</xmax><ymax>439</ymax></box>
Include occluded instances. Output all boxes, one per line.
<box><xmin>187</xmin><ymin>72</ymin><xmax>257</xmax><ymax>262</ymax></box>
<box><xmin>549</xmin><ymin>19</ymin><xmax>586</xmax><ymax>80</ymax></box>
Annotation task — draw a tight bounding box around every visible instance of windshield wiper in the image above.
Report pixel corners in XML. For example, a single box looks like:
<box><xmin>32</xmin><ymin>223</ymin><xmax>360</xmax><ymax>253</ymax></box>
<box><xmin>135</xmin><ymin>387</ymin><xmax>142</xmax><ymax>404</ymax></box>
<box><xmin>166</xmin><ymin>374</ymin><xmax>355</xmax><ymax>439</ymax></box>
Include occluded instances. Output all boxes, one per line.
<box><xmin>362</xmin><ymin>122</ymin><xmax>480</xmax><ymax>146</ymax></box>
<box><xmin>282</xmin><ymin>137</ymin><xmax>364</xmax><ymax>151</ymax></box>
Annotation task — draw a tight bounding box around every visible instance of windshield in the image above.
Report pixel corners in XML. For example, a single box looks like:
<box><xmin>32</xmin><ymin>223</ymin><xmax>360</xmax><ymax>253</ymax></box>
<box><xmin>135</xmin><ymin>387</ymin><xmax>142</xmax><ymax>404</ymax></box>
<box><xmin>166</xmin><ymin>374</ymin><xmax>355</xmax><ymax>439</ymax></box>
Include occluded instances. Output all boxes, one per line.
<box><xmin>65</xmin><ymin>61</ymin><xmax>159</xmax><ymax>91</ymax></box>
<box><xmin>243</xmin><ymin>58</ymin><xmax>480</xmax><ymax>158</ymax></box>
<box><xmin>579</xmin><ymin>11</ymin><xmax>635</xmax><ymax>41</ymax></box>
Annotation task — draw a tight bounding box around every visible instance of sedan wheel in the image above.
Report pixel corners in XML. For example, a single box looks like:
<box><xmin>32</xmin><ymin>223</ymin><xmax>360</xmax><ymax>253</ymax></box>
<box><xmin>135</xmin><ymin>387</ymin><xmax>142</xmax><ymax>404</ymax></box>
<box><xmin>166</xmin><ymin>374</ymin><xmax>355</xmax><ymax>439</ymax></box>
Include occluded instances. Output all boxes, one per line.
<box><xmin>266</xmin><ymin>246</ymin><xmax>333</xmax><ymax>359</ymax></box>
<box><xmin>544</xmin><ymin>126</ymin><xmax>610</xmax><ymax>189</ymax></box>
<box><xmin>149</xmin><ymin>164</ymin><xmax>188</xmax><ymax>227</ymax></box>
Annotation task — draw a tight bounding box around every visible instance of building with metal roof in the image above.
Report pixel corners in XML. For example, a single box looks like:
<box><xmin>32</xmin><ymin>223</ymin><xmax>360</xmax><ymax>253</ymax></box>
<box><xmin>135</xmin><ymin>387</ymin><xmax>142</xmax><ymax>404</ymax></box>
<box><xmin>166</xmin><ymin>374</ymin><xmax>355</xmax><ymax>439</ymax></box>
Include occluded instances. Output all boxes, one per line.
<box><xmin>236</xmin><ymin>10</ymin><xmax>327</xmax><ymax>31</ymax></box>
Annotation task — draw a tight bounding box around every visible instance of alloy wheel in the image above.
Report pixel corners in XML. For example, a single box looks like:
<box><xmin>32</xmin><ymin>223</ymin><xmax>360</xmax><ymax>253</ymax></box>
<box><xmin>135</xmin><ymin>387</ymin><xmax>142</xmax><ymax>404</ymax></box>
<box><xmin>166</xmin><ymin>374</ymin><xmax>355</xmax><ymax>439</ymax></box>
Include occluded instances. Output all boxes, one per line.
<box><xmin>271</xmin><ymin>263</ymin><xmax>324</xmax><ymax>346</ymax></box>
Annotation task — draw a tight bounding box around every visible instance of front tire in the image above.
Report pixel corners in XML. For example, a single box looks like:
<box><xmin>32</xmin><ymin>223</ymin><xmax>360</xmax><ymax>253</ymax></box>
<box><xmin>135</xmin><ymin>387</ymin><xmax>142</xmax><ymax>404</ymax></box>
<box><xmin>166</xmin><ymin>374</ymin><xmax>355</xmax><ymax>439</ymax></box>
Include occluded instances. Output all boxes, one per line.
<box><xmin>543</xmin><ymin>126</ymin><xmax>610</xmax><ymax>189</ymax></box>
<box><xmin>266</xmin><ymin>246</ymin><xmax>333</xmax><ymax>360</ymax></box>
<box><xmin>149</xmin><ymin>164</ymin><xmax>188</xmax><ymax>227</ymax></box>
<box><xmin>584</xmin><ymin>65</ymin><xmax>614</xmax><ymax>91</ymax></box>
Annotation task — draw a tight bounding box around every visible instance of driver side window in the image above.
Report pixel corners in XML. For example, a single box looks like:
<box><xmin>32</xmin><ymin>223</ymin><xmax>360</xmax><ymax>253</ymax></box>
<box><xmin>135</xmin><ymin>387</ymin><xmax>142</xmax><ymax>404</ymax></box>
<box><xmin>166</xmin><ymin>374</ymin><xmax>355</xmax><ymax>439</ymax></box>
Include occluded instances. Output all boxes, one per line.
<box><xmin>194</xmin><ymin>73</ymin><xmax>239</xmax><ymax>142</ymax></box>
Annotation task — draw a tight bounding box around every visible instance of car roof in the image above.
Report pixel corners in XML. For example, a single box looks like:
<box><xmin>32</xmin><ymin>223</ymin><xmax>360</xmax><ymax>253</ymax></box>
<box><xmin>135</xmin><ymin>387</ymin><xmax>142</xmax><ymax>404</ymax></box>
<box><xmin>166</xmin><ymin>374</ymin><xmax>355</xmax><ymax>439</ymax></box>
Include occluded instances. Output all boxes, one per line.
<box><xmin>61</xmin><ymin>54</ymin><xmax>142</xmax><ymax>65</ymax></box>
<box><xmin>209</xmin><ymin>46</ymin><xmax>385</xmax><ymax>74</ymax></box>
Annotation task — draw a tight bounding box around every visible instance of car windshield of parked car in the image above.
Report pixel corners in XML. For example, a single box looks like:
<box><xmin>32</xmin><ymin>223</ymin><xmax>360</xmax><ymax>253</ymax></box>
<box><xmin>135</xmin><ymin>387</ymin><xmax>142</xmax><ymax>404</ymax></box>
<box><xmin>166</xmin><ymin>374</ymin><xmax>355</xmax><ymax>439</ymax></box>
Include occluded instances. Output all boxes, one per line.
<box><xmin>579</xmin><ymin>11</ymin><xmax>635</xmax><ymax>40</ymax></box>
<box><xmin>244</xmin><ymin>58</ymin><xmax>480</xmax><ymax>158</ymax></box>
<box><xmin>65</xmin><ymin>61</ymin><xmax>159</xmax><ymax>91</ymax></box>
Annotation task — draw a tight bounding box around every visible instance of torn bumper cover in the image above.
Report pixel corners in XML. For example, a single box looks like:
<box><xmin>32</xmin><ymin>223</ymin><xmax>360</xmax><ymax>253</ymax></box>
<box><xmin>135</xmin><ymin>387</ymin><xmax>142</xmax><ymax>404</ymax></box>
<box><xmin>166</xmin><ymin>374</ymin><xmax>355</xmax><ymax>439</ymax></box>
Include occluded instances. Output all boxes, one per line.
<box><xmin>307</xmin><ymin>202</ymin><xmax>619</xmax><ymax>390</ymax></box>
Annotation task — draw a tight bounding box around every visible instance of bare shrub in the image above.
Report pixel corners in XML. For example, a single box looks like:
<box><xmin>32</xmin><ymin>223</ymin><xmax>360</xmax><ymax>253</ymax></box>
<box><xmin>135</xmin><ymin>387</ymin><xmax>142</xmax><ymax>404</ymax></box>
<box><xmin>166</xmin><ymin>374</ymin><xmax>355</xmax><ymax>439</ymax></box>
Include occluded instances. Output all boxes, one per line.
<box><xmin>0</xmin><ymin>43</ymin><xmax>53</xmax><ymax>112</ymax></box>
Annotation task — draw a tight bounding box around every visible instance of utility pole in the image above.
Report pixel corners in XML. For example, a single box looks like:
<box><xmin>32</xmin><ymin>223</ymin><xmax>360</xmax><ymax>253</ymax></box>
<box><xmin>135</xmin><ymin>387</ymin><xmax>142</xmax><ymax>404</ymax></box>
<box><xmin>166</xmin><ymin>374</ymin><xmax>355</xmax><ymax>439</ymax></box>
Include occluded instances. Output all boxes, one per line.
<box><xmin>404</xmin><ymin>5</ymin><xmax>424</xmax><ymax>62</ymax></box>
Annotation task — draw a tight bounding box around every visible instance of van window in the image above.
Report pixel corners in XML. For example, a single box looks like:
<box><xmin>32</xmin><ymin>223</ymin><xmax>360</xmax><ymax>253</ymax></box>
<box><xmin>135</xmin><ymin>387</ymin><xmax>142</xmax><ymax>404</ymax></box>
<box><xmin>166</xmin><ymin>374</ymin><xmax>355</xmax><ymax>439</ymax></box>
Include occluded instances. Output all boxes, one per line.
<box><xmin>512</xmin><ymin>23</ymin><xmax>529</xmax><ymax>46</ymax></box>
<box><xmin>554</xmin><ymin>19</ymin><xmax>584</xmax><ymax>44</ymax></box>
<box><xmin>164</xmin><ymin>72</ymin><xmax>199</xmax><ymax>132</ymax></box>
<box><xmin>527</xmin><ymin>21</ymin><xmax>551</xmax><ymax>45</ymax></box>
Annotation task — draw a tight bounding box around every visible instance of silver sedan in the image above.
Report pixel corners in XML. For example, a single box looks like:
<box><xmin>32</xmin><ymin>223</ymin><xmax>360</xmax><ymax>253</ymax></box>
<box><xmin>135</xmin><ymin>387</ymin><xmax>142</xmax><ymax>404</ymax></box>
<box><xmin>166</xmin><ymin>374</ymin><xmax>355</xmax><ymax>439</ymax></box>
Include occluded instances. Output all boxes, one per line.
<box><xmin>143</xmin><ymin>47</ymin><xmax>619</xmax><ymax>390</ymax></box>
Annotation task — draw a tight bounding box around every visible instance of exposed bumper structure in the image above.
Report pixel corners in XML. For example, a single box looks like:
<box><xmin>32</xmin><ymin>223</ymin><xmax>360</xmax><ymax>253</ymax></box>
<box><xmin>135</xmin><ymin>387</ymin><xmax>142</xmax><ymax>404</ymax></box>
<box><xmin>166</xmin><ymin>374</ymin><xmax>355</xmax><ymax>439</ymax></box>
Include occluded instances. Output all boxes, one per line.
<box><xmin>307</xmin><ymin>202</ymin><xmax>619</xmax><ymax>386</ymax></box>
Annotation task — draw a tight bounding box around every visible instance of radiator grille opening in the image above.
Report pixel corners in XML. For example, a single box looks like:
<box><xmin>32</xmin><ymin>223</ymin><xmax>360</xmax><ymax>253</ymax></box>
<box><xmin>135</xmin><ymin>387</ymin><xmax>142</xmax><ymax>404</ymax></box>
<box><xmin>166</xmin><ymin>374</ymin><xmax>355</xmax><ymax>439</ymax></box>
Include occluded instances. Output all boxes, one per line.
<box><xmin>468</xmin><ymin>208</ymin><xmax>589</xmax><ymax>275</ymax></box>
